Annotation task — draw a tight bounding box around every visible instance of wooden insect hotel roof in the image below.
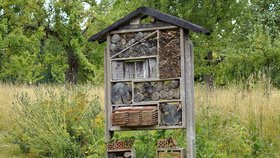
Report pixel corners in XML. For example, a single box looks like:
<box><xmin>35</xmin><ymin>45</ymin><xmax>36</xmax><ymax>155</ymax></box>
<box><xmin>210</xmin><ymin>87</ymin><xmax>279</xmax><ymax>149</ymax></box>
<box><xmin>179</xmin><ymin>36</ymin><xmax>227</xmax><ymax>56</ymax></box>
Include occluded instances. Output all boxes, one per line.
<box><xmin>88</xmin><ymin>6</ymin><xmax>210</xmax><ymax>43</ymax></box>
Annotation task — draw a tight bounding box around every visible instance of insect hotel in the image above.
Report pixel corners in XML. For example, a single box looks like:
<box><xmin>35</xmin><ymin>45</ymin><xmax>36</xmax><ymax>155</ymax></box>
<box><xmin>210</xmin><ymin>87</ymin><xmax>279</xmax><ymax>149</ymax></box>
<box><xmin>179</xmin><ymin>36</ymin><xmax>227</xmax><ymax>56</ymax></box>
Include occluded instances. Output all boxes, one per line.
<box><xmin>88</xmin><ymin>7</ymin><xmax>210</xmax><ymax>158</ymax></box>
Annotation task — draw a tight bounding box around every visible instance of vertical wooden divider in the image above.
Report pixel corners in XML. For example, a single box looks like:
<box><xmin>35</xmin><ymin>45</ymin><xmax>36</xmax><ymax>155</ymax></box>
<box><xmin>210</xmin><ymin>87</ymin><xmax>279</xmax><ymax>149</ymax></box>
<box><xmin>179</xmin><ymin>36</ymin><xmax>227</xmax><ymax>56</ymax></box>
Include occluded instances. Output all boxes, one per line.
<box><xmin>156</xmin><ymin>30</ymin><xmax>160</xmax><ymax>79</ymax></box>
<box><xmin>180</xmin><ymin>28</ymin><xmax>186</xmax><ymax>128</ymax></box>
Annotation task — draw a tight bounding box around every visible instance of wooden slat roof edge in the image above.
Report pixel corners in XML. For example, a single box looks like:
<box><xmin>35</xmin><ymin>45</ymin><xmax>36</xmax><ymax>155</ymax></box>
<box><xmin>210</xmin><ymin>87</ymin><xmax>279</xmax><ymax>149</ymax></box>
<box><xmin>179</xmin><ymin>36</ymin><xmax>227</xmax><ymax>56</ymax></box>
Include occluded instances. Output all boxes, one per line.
<box><xmin>88</xmin><ymin>6</ymin><xmax>210</xmax><ymax>43</ymax></box>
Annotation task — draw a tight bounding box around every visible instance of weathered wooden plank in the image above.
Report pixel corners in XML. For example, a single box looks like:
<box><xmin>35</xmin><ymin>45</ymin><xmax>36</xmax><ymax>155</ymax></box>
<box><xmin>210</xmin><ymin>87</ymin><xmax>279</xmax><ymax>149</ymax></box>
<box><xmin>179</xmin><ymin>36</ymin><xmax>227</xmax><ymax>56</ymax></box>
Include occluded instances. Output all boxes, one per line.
<box><xmin>110</xmin><ymin>77</ymin><xmax>180</xmax><ymax>83</ymax></box>
<box><xmin>135</xmin><ymin>61</ymin><xmax>144</xmax><ymax>79</ymax></box>
<box><xmin>111</xmin><ymin>55</ymin><xmax>157</xmax><ymax>61</ymax></box>
<box><xmin>110</xmin><ymin>124</ymin><xmax>185</xmax><ymax>131</ymax></box>
<box><xmin>111</xmin><ymin>99</ymin><xmax>182</xmax><ymax>107</ymax></box>
<box><xmin>143</xmin><ymin>59</ymin><xmax>150</xmax><ymax>78</ymax></box>
<box><xmin>112</xmin><ymin>61</ymin><xmax>124</xmax><ymax>80</ymax></box>
<box><xmin>110</xmin><ymin>25</ymin><xmax>178</xmax><ymax>34</ymax></box>
<box><xmin>179</xmin><ymin>28</ymin><xmax>186</xmax><ymax>128</ymax></box>
<box><xmin>105</xmin><ymin>34</ymin><xmax>114</xmax><ymax>149</ymax></box>
<box><xmin>148</xmin><ymin>58</ymin><xmax>157</xmax><ymax>78</ymax></box>
<box><xmin>119</xmin><ymin>20</ymin><xmax>172</xmax><ymax>30</ymax></box>
<box><xmin>156</xmin><ymin>30</ymin><xmax>160</xmax><ymax>78</ymax></box>
<box><xmin>184</xmin><ymin>29</ymin><xmax>196</xmax><ymax>158</ymax></box>
<box><xmin>124</xmin><ymin>62</ymin><xmax>135</xmax><ymax>79</ymax></box>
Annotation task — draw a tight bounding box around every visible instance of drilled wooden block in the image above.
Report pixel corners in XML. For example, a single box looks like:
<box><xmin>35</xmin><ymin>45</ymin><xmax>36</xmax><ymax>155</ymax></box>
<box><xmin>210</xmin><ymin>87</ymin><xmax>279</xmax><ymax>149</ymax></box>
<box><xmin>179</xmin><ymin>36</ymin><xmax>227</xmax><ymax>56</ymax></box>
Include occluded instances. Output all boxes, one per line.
<box><xmin>157</xmin><ymin>138</ymin><xmax>177</xmax><ymax>149</ymax></box>
<box><xmin>107</xmin><ymin>140</ymin><xmax>135</xmax><ymax>151</ymax></box>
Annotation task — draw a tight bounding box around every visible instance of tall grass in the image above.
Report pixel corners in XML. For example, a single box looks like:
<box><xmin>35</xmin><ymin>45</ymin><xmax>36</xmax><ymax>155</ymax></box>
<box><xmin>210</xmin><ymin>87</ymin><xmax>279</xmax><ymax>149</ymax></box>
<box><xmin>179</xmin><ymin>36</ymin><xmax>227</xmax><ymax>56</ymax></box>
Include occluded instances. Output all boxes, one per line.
<box><xmin>0</xmin><ymin>83</ymin><xmax>279</xmax><ymax>157</ymax></box>
<box><xmin>194</xmin><ymin>84</ymin><xmax>280</xmax><ymax>157</ymax></box>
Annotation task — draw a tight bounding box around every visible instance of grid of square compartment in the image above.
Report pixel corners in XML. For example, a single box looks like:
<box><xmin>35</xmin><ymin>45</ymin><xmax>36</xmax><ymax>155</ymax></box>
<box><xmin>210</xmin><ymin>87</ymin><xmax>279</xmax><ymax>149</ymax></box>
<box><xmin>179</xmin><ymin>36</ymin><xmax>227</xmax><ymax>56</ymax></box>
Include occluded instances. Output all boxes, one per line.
<box><xmin>109</xmin><ymin>29</ymin><xmax>183</xmax><ymax>129</ymax></box>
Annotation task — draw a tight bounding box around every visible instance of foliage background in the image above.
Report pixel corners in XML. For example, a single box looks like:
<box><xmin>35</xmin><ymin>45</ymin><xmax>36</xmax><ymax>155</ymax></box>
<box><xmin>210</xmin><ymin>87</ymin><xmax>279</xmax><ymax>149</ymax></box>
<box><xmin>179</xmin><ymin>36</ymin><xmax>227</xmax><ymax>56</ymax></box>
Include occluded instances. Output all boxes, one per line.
<box><xmin>0</xmin><ymin>0</ymin><xmax>280</xmax><ymax>157</ymax></box>
<box><xmin>0</xmin><ymin>0</ymin><xmax>279</xmax><ymax>87</ymax></box>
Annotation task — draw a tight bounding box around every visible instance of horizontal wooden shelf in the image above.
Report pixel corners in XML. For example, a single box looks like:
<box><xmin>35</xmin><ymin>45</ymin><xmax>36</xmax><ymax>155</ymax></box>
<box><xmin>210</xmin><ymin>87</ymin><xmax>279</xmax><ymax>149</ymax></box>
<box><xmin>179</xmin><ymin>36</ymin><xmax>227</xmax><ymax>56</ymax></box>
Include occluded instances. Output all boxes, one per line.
<box><xmin>157</xmin><ymin>148</ymin><xmax>184</xmax><ymax>151</ymax></box>
<box><xmin>107</xmin><ymin>149</ymin><xmax>132</xmax><ymax>152</ymax></box>
<box><xmin>110</xmin><ymin>77</ymin><xmax>181</xmax><ymax>83</ymax></box>
<box><xmin>112</xmin><ymin>100</ymin><xmax>181</xmax><ymax>106</ymax></box>
<box><xmin>110</xmin><ymin>125</ymin><xmax>185</xmax><ymax>131</ymax></box>
<box><xmin>111</xmin><ymin>55</ymin><xmax>157</xmax><ymax>61</ymax></box>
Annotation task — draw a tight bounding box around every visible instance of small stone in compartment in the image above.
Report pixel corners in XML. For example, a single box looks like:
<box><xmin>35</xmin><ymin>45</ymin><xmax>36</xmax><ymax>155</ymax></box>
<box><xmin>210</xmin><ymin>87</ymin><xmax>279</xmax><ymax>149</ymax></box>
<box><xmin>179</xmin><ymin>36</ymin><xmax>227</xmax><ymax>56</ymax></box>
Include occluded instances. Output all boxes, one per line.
<box><xmin>172</xmin><ymin>88</ymin><xmax>180</xmax><ymax>99</ymax></box>
<box><xmin>135</xmin><ymin>32</ymin><xmax>144</xmax><ymax>41</ymax></box>
<box><xmin>146</xmin><ymin>85</ymin><xmax>155</xmax><ymax>94</ymax></box>
<box><xmin>150</xmin><ymin>46</ymin><xmax>157</xmax><ymax>55</ymax></box>
<box><xmin>166</xmin><ymin>91</ymin><xmax>174</xmax><ymax>100</ymax></box>
<box><xmin>170</xmin><ymin>80</ymin><xmax>180</xmax><ymax>89</ymax></box>
<box><xmin>123</xmin><ymin>50</ymin><xmax>130</xmax><ymax>58</ymax></box>
<box><xmin>121</xmin><ymin>38</ymin><xmax>126</xmax><ymax>45</ymax></box>
<box><xmin>151</xmin><ymin>92</ymin><xmax>160</xmax><ymax>101</ymax></box>
<box><xmin>154</xmin><ymin>82</ymin><xmax>163</xmax><ymax>92</ymax></box>
<box><xmin>163</xmin><ymin>82</ymin><xmax>172</xmax><ymax>92</ymax></box>
<box><xmin>110</xmin><ymin>43</ymin><xmax>117</xmax><ymax>51</ymax></box>
<box><xmin>144</xmin><ymin>93</ymin><xmax>152</xmax><ymax>101</ymax></box>
<box><xmin>134</xmin><ymin>84</ymin><xmax>145</xmax><ymax>94</ymax></box>
<box><xmin>134</xmin><ymin>93</ymin><xmax>144</xmax><ymax>102</ymax></box>
<box><xmin>160</xmin><ymin>90</ymin><xmax>168</xmax><ymax>99</ymax></box>
<box><xmin>118</xmin><ymin>52</ymin><xmax>124</xmax><ymax>58</ymax></box>
<box><xmin>127</xmin><ymin>38</ymin><xmax>136</xmax><ymax>46</ymax></box>
<box><xmin>124</xmin><ymin>152</ymin><xmax>132</xmax><ymax>158</ymax></box>
<box><xmin>111</xmin><ymin>34</ymin><xmax>121</xmax><ymax>43</ymax></box>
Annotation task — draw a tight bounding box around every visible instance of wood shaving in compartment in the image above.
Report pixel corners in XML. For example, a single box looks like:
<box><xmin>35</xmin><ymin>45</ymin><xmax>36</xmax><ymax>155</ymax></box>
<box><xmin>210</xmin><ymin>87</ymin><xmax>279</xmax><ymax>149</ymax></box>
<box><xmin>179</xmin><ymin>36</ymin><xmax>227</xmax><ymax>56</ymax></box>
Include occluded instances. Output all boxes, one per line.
<box><xmin>159</xmin><ymin>30</ymin><xmax>181</xmax><ymax>79</ymax></box>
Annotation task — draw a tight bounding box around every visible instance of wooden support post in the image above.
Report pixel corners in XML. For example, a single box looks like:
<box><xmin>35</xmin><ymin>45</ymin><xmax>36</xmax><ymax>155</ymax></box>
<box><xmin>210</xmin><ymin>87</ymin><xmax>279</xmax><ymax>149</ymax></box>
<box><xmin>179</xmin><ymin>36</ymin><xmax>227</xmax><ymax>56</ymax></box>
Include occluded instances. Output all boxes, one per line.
<box><xmin>105</xmin><ymin>35</ymin><xmax>114</xmax><ymax>158</ymax></box>
<box><xmin>184</xmin><ymin>30</ymin><xmax>196</xmax><ymax>158</ymax></box>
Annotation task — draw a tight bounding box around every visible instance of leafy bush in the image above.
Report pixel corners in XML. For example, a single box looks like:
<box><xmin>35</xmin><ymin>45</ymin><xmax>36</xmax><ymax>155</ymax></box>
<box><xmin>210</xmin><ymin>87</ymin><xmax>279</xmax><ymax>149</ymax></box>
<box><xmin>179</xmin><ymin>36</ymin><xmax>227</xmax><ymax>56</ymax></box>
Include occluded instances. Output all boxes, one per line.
<box><xmin>11</xmin><ymin>87</ymin><xmax>105</xmax><ymax>157</ymax></box>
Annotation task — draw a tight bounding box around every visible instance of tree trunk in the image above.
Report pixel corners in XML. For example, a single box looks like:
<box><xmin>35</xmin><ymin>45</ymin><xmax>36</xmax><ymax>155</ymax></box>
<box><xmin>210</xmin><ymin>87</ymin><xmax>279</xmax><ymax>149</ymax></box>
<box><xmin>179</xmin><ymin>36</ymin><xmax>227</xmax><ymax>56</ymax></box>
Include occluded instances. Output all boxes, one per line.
<box><xmin>65</xmin><ymin>52</ymin><xmax>79</xmax><ymax>85</ymax></box>
<box><xmin>205</xmin><ymin>51</ymin><xmax>214</xmax><ymax>90</ymax></box>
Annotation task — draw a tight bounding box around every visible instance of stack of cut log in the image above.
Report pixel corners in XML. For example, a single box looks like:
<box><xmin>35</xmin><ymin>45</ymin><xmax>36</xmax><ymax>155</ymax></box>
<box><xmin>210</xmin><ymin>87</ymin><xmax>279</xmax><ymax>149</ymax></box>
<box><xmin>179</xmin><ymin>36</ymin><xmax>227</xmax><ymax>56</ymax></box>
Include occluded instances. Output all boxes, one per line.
<box><xmin>112</xmin><ymin>106</ymin><xmax>158</xmax><ymax>127</ymax></box>
<box><xmin>110</xmin><ymin>32</ymin><xmax>157</xmax><ymax>58</ymax></box>
<box><xmin>111</xmin><ymin>82</ymin><xmax>132</xmax><ymax>104</ymax></box>
<box><xmin>160</xmin><ymin>102</ymin><xmax>182</xmax><ymax>126</ymax></box>
<box><xmin>159</xmin><ymin>30</ymin><xmax>181</xmax><ymax>79</ymax></box>
<box><xmin>134</xmin><ymin>80</ymin><xmax>180</xmax><ymax>102</ymax></box>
